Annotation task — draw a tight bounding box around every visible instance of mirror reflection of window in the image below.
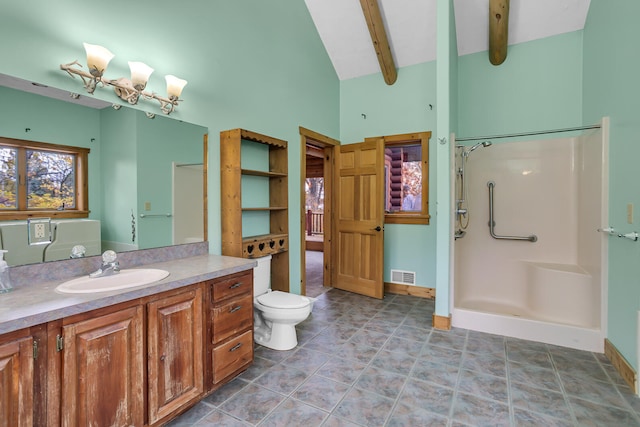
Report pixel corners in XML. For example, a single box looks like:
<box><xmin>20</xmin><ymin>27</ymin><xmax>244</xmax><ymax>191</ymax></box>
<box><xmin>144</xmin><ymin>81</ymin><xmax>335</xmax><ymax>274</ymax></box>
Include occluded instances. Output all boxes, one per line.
<box><xmin>0</xmin><ymin>138</ymin><xmax>88</xmax><ymax>217</ymax></box>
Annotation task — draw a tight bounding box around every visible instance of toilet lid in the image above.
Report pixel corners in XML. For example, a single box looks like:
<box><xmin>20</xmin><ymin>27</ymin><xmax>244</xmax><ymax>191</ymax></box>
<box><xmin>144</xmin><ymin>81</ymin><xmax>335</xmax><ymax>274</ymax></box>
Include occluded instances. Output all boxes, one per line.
<box><xmin>257</xmin><ymin>291</ymin><xmax>309</xmax><ymax>309</ymax></box>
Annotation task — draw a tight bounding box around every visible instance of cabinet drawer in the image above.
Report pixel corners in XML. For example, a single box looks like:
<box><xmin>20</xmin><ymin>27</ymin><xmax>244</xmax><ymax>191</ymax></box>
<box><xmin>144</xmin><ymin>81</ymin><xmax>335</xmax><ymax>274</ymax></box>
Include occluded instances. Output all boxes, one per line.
<box><xmin>212</xmin><ymin>294</ymin><xmax>253</xmax><ymax>344</ymax></box>
<box><xmin>210</xmin><ymin>271</ymin><xmax>252</xmax><ymax>302</ymax></box>
<box><xmin>212</xmin><ymin>330</ymin><xmax>253</xmax><ymax>384</ymax></box>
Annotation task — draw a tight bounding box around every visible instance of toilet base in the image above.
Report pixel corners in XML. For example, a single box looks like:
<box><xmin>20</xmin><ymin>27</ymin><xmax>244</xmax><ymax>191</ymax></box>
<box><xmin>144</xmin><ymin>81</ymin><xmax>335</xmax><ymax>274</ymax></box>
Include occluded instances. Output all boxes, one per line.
<box><xmin>254</xmin><ymin>322</ymin><xmax>298</xmax><ymax>351</ymax></box>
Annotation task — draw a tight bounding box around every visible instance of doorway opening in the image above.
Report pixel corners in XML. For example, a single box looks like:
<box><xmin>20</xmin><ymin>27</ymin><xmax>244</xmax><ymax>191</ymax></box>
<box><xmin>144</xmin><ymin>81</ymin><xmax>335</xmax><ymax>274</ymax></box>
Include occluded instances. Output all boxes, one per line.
<box><xmin>299</xmin><ymin>127</ymin><xmax>338</xmax><ymax>298</ymax></box>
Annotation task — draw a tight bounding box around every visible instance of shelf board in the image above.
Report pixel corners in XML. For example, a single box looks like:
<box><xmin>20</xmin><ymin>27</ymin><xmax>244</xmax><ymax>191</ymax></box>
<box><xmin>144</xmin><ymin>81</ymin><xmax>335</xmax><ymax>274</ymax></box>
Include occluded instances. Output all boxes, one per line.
<box><xmin>242</xmin><ymin>233</ymin><xmax>288</xmax><ymax>243</ymax></box>
<box><xmin>241</xmin><ymin>169</ymin><xmax>287</xmax><ymax>178</ymax></box>
<box><xmin>240</xmin><ymin>129</ymin><xmax>287</xmax><ymax>148</ymax></box>
<box><xmin>241</xmin><ymin>207</ymin><xmax>287</xmax><ymax>212</ymax></box>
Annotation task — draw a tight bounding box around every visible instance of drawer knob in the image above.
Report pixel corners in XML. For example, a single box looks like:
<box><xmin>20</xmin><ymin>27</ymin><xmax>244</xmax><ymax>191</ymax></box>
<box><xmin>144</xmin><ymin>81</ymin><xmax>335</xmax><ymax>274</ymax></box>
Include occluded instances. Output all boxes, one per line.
<box><xmin>160</xmin><ymin>355</ymin><xmax>166</xmax><ymax>361</ymax></box>
<box><xmin>229</xmin><ymin>305</ymin><xmax>242</xmax><ymax>313</ymax></box>
<box><xmin>229</xmin><ymin>343</ymin><xmax>243</xmax><ymax>352</ymax></box>
<box><xmin>229</xmin><ymin>283</ymin><xmax>242</xmax><ymax>289</ymax></box>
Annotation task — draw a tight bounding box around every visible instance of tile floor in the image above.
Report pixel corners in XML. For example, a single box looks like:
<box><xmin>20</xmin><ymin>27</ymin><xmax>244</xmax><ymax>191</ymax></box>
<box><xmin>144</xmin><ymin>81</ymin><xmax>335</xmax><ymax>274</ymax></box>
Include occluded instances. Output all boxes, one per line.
<box><xmin>167</xmin><ymin>290</ymin><xmax>640</xmax><ymax>426</ymax></box>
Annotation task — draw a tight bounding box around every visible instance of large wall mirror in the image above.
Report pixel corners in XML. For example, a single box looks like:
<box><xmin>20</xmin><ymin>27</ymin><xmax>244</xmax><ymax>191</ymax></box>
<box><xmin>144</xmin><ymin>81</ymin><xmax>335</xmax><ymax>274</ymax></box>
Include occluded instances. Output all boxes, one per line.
<box><xmin>0</xmin><ymin>74</ymin><xmax>208</xmax><ymax>266</ymax></box>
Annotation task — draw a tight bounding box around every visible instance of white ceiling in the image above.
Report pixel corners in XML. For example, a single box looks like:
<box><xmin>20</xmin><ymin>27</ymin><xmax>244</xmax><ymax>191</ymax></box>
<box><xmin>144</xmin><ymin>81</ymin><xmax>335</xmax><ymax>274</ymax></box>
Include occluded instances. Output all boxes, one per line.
<box><xmin>305</xmin><ymin>0</ymin><xmax>591</xmax><ymax>81</ymax></box>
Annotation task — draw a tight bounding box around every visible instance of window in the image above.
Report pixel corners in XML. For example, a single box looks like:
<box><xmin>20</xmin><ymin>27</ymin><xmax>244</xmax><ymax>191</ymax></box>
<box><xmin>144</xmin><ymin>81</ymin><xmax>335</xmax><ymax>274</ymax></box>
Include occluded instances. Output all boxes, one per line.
<box><xmin>0</xmin><ymin>137</ymin><xmax>89</xmax><ymax>219</ymax></box>
<box><xmin>383</xmin><ymin>131</ymin><xmax>431</xmax><ymax>225</ymax></box>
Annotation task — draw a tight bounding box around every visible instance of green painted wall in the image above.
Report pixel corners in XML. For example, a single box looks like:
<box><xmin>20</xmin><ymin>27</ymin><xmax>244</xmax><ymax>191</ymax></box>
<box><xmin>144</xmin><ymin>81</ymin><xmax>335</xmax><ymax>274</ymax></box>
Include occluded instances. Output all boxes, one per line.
<box><xmin>340</xmin><ymin>62</ymin><xmax>438</xmax><ymax>289</ymax></box>
<box><xmin>100</xmin><ymin>108</ymin><xmax>137</xmax><ymax>247</ymax></box>
<box><xmin>583</xmin><ymin>0</ymin><xmax>640</xmax><ymax>369</ymax></box>
<box><xmin>136</xmin><ymin>113</ymin><xmax>206</xmax><ymax>249</ymax></box>
<box><xmin>0</xmin><ymin>0</ymin><xmax>339</xmax><ymax>294</ymax></box>
<box><xmin>457</xmin><ymin>31</ymin><xmax>584</xmax><ymax>138</ymax></box>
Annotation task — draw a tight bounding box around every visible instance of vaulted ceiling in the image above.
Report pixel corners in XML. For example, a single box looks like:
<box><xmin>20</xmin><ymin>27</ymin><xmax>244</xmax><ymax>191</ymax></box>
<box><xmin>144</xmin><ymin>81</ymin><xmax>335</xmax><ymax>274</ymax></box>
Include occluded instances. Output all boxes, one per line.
<box><xmin>304</xmin><ymin>0</ymin><xmax>591</xmax><ymax>81</ymax></box>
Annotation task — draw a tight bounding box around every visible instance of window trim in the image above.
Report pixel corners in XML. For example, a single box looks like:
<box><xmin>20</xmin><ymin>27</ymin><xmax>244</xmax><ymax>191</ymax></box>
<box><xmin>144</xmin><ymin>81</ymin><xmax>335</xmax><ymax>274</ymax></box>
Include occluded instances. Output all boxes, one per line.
<box><xmin>378</xmin><ymin>131</ymin><xmax>431</xmax><ymax>225</ymax></box>
<box><xmin>0</xmin><ymin>136</ymin><xmax>90</xmax><ymax>220</ymax></box>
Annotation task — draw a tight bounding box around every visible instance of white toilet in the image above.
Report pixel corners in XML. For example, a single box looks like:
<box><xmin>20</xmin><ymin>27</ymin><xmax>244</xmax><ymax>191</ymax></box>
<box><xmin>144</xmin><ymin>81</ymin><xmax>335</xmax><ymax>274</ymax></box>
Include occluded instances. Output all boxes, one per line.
<box><xmin>253</xmin><ymin>255</ymin><xmax>313</xmax><ymax>350</ymax></box>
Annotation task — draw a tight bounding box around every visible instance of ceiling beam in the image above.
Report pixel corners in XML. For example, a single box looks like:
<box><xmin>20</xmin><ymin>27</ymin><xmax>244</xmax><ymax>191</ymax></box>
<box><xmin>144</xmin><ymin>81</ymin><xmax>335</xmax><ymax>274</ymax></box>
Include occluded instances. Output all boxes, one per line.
<box><xmin>359</xmin><ymin>0</ymin><xmax>397</xmax><ymax>85</ymax></box>
<box><xmin>489</xmin><ymin>0</ymin><xmax>510</xmax><ymax>65</ymax></box>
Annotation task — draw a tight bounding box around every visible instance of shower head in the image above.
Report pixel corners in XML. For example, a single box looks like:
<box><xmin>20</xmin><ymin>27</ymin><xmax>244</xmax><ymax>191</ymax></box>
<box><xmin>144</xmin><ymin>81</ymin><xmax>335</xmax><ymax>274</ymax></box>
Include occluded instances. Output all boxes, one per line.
<box><xmin>463</xmin><ymin>141</ymin><xmax>492</xmax><ymax>157</ymax></box>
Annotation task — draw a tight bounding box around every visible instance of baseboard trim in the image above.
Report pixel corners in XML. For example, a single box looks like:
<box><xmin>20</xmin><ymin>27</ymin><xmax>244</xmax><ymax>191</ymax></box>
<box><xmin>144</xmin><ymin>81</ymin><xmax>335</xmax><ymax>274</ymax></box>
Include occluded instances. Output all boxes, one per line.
<box><xmin>384</xmin><ymin>282</ymin><xmax>435</xmax><ymax>299</ymax></box>
<box><xmin>432</xmin><ymin>314</ymin><xmax>451</xmax><ymax>331</ymax></box>
<box><xmin>604</xmin><ymin>338</ymin><xmax>637</xmax><ymax>393</ymax></box>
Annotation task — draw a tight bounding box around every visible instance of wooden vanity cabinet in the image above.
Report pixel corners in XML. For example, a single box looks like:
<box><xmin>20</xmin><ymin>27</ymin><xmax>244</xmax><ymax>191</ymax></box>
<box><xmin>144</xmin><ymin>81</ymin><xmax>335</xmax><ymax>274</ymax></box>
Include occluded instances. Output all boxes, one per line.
<box><xmin>147</xmin><ymin>287</ymin><xmax>204</xmax><ymax>425</ymax></box>
<box><xmin>0</xmin><ymin>269</ymin><xmax>254</xmax><ymax>426</ymax></box>
<box><xmin>0</xmin><ymin>330</ymin><xmax>34</xmax><ymax>427</ymax></box>
<box><xmin>60</xmin><ymin>304</ymin><xmax>145</xmax><ymax>427</ymax></box>
<box><xmin>207</xmin><ymin>270</ymin><xmax>254</xmax><ymax>388</ymax></box>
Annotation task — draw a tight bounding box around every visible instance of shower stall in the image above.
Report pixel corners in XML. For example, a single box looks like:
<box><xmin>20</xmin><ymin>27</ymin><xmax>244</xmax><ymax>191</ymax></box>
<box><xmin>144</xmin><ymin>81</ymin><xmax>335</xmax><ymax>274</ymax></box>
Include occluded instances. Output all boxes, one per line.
<box><xmin>451</xmin><ymin>119</ymin><xmax>609</xmax><ymax>352</ymax></box>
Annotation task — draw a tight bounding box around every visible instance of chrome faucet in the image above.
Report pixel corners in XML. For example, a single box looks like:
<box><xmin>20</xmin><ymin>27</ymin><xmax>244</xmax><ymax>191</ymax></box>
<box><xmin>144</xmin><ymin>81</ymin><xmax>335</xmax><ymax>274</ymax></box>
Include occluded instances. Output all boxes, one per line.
<box><xmin>89</xmin><ymin>250</ymin><xmax>120</xmax><ymax>278</ymax></box>
<box><xmin>70</xmin><ymin>245</ymin><xmax>86</xmax><ymax>259</ymax></box>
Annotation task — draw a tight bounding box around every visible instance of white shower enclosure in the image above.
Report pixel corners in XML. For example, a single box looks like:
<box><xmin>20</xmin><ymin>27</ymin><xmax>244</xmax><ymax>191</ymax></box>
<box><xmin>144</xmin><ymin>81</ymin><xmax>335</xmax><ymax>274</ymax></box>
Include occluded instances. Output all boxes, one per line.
<box><xmin>451</xmin><ymin>119</ymin><xmax>608</xmax><ymax>352</ymax></box>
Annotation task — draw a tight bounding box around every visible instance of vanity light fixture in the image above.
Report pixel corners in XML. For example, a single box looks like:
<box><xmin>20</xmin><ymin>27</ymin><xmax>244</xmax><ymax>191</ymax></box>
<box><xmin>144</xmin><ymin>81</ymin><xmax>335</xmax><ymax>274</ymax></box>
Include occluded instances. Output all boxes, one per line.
<box><xmin>60</xmin><ymin>43</ymin><xmax>187</xmax><ymax>115</ymax></box>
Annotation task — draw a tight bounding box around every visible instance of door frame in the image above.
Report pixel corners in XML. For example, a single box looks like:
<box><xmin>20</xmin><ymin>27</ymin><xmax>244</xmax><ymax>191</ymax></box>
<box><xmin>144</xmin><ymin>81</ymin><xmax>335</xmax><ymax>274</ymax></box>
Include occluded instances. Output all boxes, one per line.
<box><xmin>299</xmin><ymin>127</ymin><xmax>339</xmax><ymax>296</ymax></box>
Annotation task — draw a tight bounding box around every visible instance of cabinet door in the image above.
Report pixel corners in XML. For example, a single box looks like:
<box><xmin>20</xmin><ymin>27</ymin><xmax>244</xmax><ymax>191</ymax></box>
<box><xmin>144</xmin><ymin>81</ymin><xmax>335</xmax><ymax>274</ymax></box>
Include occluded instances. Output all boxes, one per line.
<box><xmin>0</xmin><ymin>337</ymin><xmax>34</xmax><ymax>427</ymax></box>
<box><xmin>148</xmin><ymin>288</ymin><xmax>204</xmax><ymax>424</ymax></box>
<box><xmin>61</xmin><ymin>306</ymin><xmax>144</xmax><ymax>427</ymax></box>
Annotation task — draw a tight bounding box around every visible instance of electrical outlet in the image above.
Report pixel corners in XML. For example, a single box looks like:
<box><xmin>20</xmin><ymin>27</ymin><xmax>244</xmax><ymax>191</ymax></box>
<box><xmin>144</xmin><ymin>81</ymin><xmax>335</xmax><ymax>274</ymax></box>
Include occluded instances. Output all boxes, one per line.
<box><xmin>145</xmin><ymin>201</ymin><xmax>151</xmax><ymax>211</ymax></box>
<box><xmin>628</xmin><ymin>203</ymin><xmax>634</xmax><ymax>224</ymax></box>
<box><xmin>35</xmin><ymin>223</ymin><xmax>45</xmax><ymax>238</ymax></box>
<box><xmin>28</xmin><ymin>218</ymin><xmax>51</xmax><ymax>245</ymax></box>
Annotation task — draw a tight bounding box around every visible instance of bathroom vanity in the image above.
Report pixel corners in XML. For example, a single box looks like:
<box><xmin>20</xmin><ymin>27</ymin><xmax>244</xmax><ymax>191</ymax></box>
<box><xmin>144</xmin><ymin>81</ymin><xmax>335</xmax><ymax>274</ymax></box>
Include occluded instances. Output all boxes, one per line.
<box><xmin>0</xmin><ymin>251</ymin><xmax>256</xmax><ymax>426</ymax></box>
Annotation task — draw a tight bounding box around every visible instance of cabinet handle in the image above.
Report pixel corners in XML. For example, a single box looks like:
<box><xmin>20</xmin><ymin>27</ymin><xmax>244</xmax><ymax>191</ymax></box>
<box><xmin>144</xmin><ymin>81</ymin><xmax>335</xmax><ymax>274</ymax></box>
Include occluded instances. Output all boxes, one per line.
<box><xmin>229</xmin><ymin>282</ymin><xmax>242</xmax><ymax>289</ymax></box>
<box><xmin>229</xmin><ymin>343</ymin><xmax>243</xmax><ymax>352</ymax></box>
<box><xmin>229</xmin><ymin>305</ymin><xmax>242</xmax><ymax>313</ymax></box>
<box><xmin>160</xmin><ymin>355</ymin><xmax>166</xmax><ymax>361</ymax></box>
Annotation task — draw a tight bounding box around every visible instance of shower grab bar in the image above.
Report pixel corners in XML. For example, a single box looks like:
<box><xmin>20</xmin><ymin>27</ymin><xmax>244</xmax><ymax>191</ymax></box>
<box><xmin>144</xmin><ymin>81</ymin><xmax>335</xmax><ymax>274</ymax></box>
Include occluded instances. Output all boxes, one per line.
<box><xmin>139</xmin><ymin>213</ymin><xmax>172</xmax><ymax>218</ymax></box>
<box><xmin>487</xmin><ymin>181</ymin><xmax>538</xmax><ymax>242</ymax></box>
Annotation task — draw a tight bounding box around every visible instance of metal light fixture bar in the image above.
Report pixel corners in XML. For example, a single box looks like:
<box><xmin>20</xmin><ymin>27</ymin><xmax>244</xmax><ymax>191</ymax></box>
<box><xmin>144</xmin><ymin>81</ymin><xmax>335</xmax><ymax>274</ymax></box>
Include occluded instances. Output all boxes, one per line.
<box><xmin>60</xmin><ymin>43</ymin><xmax>187</xmax><ymax>115</ymax></box>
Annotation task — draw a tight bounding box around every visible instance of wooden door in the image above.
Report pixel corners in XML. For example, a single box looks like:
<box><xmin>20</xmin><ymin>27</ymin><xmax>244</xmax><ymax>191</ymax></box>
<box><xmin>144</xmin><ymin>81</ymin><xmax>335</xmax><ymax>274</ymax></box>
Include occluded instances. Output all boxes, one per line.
<box><xmin>61</xmin><ymin>306</ymin><xmax>144</xmax><ymax>427</ymax></box>
<box><xmin>333</xmin><ymin>139</ymin><xmax>385</xmax><ymax>299</ymax></box>
<box><xmin>148</xmin><ymin>288</ymin><xmax>204</xmax><ymax>424</ymax></box>
<box><xmin>0</xmin><ymin>337</ymin><xmax>34</xmax><ymax>427</ymax></box>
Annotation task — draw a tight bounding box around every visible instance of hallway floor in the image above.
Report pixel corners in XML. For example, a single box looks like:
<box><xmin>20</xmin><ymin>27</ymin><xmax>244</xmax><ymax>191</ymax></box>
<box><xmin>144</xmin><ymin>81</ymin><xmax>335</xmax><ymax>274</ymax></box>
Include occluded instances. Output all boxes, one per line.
<box><xmin>168</xmin><ymin>290</ymin><xmax>640</xmax><ymax>426</ymax></box>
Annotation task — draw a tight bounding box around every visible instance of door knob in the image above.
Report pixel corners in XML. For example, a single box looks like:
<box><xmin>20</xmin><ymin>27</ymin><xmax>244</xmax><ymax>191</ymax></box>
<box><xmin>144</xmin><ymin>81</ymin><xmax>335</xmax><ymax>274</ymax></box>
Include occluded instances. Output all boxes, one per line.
<box><xmin>372</xmin><ymin>226</ymin><xmax>382</xmax><ymax>232</ymax></box>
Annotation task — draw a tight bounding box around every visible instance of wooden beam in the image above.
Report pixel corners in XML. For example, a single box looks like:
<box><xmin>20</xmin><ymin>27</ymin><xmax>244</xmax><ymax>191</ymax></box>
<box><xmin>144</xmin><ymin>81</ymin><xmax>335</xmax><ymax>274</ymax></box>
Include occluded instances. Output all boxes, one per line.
<box><xmin>359</xmin><ymin>0</ymin><xmax>397</xmax><ymax>85</ymax></box>
<box><xmin>489</xmin><ymin>0</ymin><xmax>510</xmax><ymax>65</ymax></box>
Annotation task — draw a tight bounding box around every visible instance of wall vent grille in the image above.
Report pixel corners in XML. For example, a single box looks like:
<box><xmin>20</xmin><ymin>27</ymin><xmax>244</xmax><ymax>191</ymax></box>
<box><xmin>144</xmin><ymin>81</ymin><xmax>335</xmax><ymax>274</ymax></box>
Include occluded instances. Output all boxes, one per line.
<box><xmin>390</xmin><ymin>269</ymin><xmax>416</xmax><ymax>286</ymax></box>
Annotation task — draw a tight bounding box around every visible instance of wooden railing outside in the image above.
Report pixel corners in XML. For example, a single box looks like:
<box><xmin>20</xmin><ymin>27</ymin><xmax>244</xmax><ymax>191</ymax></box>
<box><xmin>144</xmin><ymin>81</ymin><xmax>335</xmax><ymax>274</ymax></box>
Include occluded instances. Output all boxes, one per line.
<box><xmin>306</xmin><ymin>210</ymin><xmax>324</xmax><ymax>236</ymax></box>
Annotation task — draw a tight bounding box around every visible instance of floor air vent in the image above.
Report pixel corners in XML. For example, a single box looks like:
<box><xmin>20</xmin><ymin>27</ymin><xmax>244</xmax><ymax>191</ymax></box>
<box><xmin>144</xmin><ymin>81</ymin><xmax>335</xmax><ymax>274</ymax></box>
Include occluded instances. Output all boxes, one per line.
<box><xmin>390</xmin><ymin>269</ymin><xmax>416</xmax><ymax>286</ymax></box>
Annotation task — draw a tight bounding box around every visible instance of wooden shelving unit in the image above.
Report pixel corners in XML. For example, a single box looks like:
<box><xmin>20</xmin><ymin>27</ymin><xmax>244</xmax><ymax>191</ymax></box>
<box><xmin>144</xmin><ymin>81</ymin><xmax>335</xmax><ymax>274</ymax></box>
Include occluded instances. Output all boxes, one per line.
<box><xmin>220</xmin><ymin>128</ymin><xmax>289</xmax><ymax>292</ymax></box>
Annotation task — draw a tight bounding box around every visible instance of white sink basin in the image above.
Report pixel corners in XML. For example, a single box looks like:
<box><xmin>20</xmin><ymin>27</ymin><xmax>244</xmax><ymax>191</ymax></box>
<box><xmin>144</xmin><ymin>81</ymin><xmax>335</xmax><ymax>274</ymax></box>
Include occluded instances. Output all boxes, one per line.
<box><xmin>56</xmin><ymin>269</ymin><xmax>170</xmax><ymax>294</ymax></box>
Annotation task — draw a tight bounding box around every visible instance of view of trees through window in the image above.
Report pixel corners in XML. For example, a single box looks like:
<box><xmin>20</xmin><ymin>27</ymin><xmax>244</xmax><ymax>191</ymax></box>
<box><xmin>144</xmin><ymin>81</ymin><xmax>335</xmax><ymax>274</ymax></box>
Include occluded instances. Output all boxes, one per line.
<box><xmin>0</xmin><ymin>147</ymin><xmax>17</xmax><ymax>209</ymax></box>
<box><xmin>1</xmin><ymin>145</ymin><xmax>76</xmax><ymax>210</ymax></box>
<box><xmin>305</xmin><ymin>177</ymin><xmax>324</xmax><ymax>212</ymax></box>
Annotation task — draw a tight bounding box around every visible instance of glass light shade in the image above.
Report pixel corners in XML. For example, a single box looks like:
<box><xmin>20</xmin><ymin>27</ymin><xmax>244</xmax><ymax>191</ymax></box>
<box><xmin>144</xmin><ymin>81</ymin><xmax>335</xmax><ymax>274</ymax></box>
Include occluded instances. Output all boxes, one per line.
<box><xmin>128</xmin><ymin>61</ymin><xmax>154</xmax><ymax>90</ymax></box>
<box><xmin>83</xmin><ymin>43</ymin><xmax>114</xmax><ymax>77</ymax></box>
<box><xmin>165</xmin><ymin>75</ymin><xmax>187</xmax><ymax>99</ymax></box>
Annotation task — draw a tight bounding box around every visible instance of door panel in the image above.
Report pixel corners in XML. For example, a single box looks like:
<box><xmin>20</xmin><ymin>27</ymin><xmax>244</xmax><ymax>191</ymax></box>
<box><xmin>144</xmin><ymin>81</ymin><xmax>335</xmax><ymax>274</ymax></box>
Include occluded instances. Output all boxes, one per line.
<box><xmin>61</xmin><ymin>306</ymin><xmax>144</xmax><ymax>427</ymax></box>
<box><xmin>334</xmin><ymin>139</ymin><xmax>384</xmax><ymax>299</ymax></box>
<box><xmin>0</xmin><ymin>337</ymin><xmax>34</xmax><ymax>427</ymax></box>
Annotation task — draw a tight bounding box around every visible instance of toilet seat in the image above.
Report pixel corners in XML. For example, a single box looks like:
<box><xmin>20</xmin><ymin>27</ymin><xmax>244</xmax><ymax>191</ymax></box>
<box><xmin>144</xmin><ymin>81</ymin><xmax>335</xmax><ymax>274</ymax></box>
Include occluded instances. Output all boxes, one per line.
<box><xmin>257</xmin><ymin>291</ymin><xmax>309</xmax><ymax>309</ymax></box>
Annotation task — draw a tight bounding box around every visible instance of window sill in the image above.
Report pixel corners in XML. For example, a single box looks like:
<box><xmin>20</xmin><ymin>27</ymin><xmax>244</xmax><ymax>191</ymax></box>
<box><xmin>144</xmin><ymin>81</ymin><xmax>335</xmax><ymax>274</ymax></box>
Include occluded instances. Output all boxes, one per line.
<box><xmin>0</xmin><ymin>210</ymin><xmax>90</xmax><ymax>221</ymax></box>
<box><xmin>385</xmin><ymin>213</ymin><xmax>430</xmax><ymax>225</ymax></box>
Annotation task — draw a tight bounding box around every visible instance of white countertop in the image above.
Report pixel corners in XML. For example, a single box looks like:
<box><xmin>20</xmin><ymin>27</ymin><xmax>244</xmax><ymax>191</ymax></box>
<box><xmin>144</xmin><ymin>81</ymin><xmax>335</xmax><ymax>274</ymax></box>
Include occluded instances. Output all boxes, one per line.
<box><xmin>0</xmin><ymin>254</ymin><xmax>256</xmax><ymax>335</ymax></box>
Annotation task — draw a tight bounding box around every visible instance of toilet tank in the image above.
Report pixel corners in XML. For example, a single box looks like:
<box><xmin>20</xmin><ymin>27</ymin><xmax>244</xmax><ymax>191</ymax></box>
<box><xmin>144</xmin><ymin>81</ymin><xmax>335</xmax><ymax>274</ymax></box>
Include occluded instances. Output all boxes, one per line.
<box><xmin>253</xmin><ymin>255</ymin><xmax>272</xmax><ymax>296</ymax></box>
